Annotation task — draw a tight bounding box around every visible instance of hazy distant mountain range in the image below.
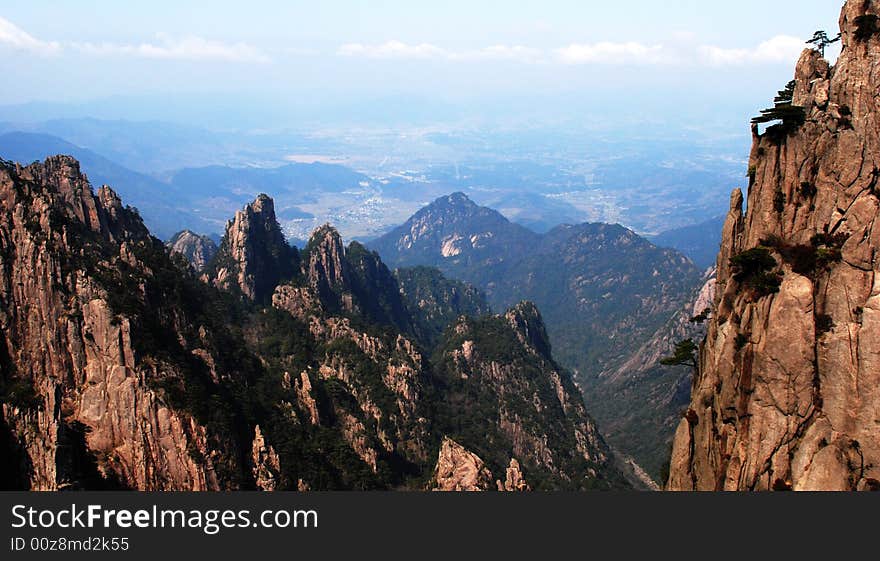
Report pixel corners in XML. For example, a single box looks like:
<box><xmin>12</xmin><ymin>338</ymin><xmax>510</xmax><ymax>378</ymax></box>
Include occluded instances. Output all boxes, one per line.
<box><xmin>649</xmin><ymin>214</ymin><xmax>726</xmax><ymax>270</ymax></box>
<box><xmin>0</xmin><ymin>116</ymin><xmax>740</xmax><ymax>245</ymax></box>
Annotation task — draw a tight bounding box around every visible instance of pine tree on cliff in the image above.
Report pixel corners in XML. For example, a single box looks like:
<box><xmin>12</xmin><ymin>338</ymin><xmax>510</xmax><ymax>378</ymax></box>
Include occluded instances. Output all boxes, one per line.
<box><xmin>806</xmin><ymin>30</ymin><xmax>840</xmax><ymax>56</ymax></box>
<box><xmin>660</xmin><ymin>339</ymin><xmax>698</xmax><ymax>370</ymax></box>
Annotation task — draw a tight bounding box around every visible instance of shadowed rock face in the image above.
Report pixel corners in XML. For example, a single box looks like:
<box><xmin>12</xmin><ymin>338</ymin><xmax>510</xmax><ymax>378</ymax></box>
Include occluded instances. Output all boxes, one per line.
<box><xmin>669</xmin><ymin>0</ymin><xmax>880</xmax><ymax>491</ymax></box>
<box><xmin>206</xmin><ymin>193</ymin><xmax>298</xmax><ymax>302</ymax></box>
<box><xmin>428</xmin><ymin>304</ymin><xmax>627</xmax><ymax>490</ymax></box>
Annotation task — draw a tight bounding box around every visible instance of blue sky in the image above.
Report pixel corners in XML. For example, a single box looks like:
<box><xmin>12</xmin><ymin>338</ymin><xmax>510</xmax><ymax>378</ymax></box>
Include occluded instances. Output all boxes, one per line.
<box><xmin>0</xmin><ymin>1</ymin><xmax>847</xmax><ymax>128</ymax></box>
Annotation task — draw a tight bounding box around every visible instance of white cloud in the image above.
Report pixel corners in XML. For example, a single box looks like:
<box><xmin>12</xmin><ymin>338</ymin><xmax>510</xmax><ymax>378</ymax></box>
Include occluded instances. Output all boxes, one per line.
<box><xmin>698</xmin><ymin>35</ymin><xmax>805</xmax><ymax>66</ymax></box>
<box><xmin>555</xmin><ymin>41</ymin><xmax>667</xmax><ymax>64</ymax></box>
<box><xmin>73</xmin><ymin>33</ymin><xmax>270</xmax><ymax>63</ymax></box>
<box><xmin>0</xmin><ymin>17</ymin><xmax>807</xmax><ymax>71</ymax></box>
<box><xmin>0</xmin><ymin>16</ymin><xmax>60</xmax><ymax>55</ymax></box>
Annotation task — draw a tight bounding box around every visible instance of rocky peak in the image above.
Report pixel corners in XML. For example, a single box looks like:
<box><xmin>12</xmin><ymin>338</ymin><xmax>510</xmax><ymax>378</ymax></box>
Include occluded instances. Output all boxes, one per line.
<box><xmin>435</xmin><ymin>192</ymin><xmax>478</xmax><ymax>212</ymax></box>
<box><xmin>503</xmin><ymin>301</ymin><xmax>553</xmax><ymax>359</ymax></box>
<box><xmin>370</xmin><ymin>192</ymin><xmax>537</xmax><ymax>267</ymax></box>
<box><xmin>498</xmin><ymin>458</ymin><xmax>530</xmax><ymax>492</ymax></box>
<box><xmin>430</xmin><ymin>437</ymin><xmax>494</xmax><ymax>491</ymax></box>
<box><xmin>251</xmin><ymin>425</ymin><xmax>281</xmax><ymax>491</ymax></box>
<box><xmin>167</xmin><ymin>230</ymin><xmax>218</xmax><ymax>272</ymax></box>
<box><xmin>273</xmin><ymin>224</ymin><xmax>417</xmax><ymax>335</ymax></box>
<box><xmin>0</xmin><ymin>156</ymin><xmax>231</xmax><ymax>491</ymax></box>
<box><xmin>668</xmin><ymin>0</ymin><xmax>880</xmax><ymax>491</ymax></box>
<box><xmin>207</xmin><ymin>193</ymin><xmax>297</xmax><ymax>302</ymax></box>
<box><xmin>304</xmin><ymin>224</ymin><xmax>349</xmax><ymax>296</ymax></box>
<box><xmin>3</xmin><ymin>155</ymin><xmax>148</xmax><ymax>244</ymax></box>
<box><xmin>15</xmin><ymin>155</ymin><xmax>91</xmax><ymax>214</ymax></box>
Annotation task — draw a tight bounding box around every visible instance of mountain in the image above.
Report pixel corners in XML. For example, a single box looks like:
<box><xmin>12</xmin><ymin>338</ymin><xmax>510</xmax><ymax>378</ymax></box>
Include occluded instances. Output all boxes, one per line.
<box><xmin>593</xmin><ymin>271</ymin><xmax>716</xmax><ymax>481</ymax></box>
<box><xmin>394</xmin><ymin>266</ymin><xmax>492</xmax><ymax>348</ymax></box>
<box><xmin>649</xmin><ymin>215</ymin><xmax>726</xmax><ymax>270</ymax></box>
<box><xmin>0</xmin><ymin>155</ymin><xmax>626</xmax><ymax>490</ymax></box>
<box><xmin>371</xmin><ymin>192</ymin><xmax>703</xmax><ymax>479</ymax></box>
<box><xmin>428</xmin><ymin>302</ymin><xmax>627</xmax><ymax>490</ymax></box>
<box><xmin>0</xmin><ymin>131</ymin><xmax>214</xmax><ymax>239</ymax></box>
<box><xmin>371</xmin><ymin>192</ymin><xmax>539</xmax><ymax>278</ymax></box>
<box><xmin>166</xmin><ymin>230</ymin><xmax>218</xmax><ymax>272</ymax></box>
<box><xmin>204</xmin><ymin>194</ymin><xmax>299</xmax><ymax>303</ymax></box>
<box><xmin>669</xmin><ymin>0</ymin><xmax>880</xmax><ymax>491</ymax></box>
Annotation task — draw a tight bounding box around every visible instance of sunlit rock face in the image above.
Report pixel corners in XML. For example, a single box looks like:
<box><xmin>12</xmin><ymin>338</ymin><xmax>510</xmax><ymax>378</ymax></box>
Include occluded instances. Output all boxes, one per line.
<box><xmin>669</xmin><ymin>0</ymin><xmax>880</xmax><ymax>491</ymax></box>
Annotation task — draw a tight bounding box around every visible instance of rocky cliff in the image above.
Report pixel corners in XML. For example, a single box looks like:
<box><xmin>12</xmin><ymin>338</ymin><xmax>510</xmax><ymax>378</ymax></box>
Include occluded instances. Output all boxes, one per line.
<box><xmin>0</xmin><ymin>156</ymin><xmax>240</xmax><ymax>490</ymax></box>
<box><xmin>167</xmin><ymin>230</ymin><xmax>217</xmax><ymax>272</ymax></box>
<box><xmin>668</xmin><ymin>0</ymin><xmax>880</xmax><ymax>491</ymax></box>
<box><xmin>205</xmin><ymin>194</ymin><xmax>298</xmax><ymax>302</ymax></box>
<box><xmin>429</xmin><ymin>301</ymin><xmax>627</xmax><ymax>490</ymax></box>
<box><xmin>0</xmin><ymin>158</ymin><xmax>628</xmax><ymax>490</ymax></box>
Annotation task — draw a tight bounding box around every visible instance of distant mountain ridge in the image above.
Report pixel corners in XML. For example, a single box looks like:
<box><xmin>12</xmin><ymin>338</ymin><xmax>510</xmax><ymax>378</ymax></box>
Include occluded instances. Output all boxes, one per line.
<box><xmin>0</xmin><ymin>131</ymin><xmax>208</xmax><ymax>238</ymax></box>
<box><xmin>649</xmin><ymin>214</ymin><xmax>725</xmax><ymax>269</ymax></box>
<box><xmin>371</xmin><ymin>193</ymin><xmax>703</xmax><ymax>480</ymax></box>
<box><xmin>372</xmin><ymin>192</ymin><xmax>701</xmax><ymax>379</ymax></box>
<box><xmin>0</xmin><ymin>130</ymin><xmax>381</xmax><ymax>240</ymax></box>
<box><xmin>170</xmin><ymin>163</ymin><xmax>369</xmax><ymax>200</ymax></box>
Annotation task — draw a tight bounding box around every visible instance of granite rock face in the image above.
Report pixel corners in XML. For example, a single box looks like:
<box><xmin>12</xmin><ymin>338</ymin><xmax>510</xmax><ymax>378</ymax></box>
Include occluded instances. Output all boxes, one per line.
<box><xmin>498</xmin><ymin>459</ymin><xmax>530</xmax><ymax>492</ymax></box>
<box><xmin>167</xmin><ymin>230</ymin><xmax>217</xmax><ymax>272</ymax></box>
<box><xmin>430</xmin><ymin>437</ymin><xmax>494</xmax><ymax>491</ymax></box>
<box><xmin>669</xmin><ymin>0</ymin><xmax>880</xmax><ymax>491</ymax></box>
<box><xmin>0</xmin><ymin>157</ymin><xmax>230</xmax><ymax>490</ymax></box>
<box><xmin>251</xmin><ymin>425</ymin><xmax>281</xmax><ymax>491</ymax></box>
<box><xmin>430</xmin><ymin>440</ymin><xmax>532</xmax><ymax>492</ymax></box>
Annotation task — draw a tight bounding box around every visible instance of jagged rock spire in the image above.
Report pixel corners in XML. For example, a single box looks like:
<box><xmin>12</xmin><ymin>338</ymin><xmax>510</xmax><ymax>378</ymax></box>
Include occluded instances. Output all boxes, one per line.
<box><xmin>304</xmin><ymin>224</ymin><xmax>350</xmax><ymax>300</ymax></box>
<box><xmin>207</xmin><ymin>193</ymin><xmax>298</xmax><ymax>302</ymax></box>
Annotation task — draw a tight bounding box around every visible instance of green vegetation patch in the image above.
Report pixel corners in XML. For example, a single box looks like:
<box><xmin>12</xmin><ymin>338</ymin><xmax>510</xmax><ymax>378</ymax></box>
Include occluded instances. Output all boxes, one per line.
<box><xmin>730</xmin><ymin>247</ymin><xmax>783</xmax><ymax>297</ymax></box>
